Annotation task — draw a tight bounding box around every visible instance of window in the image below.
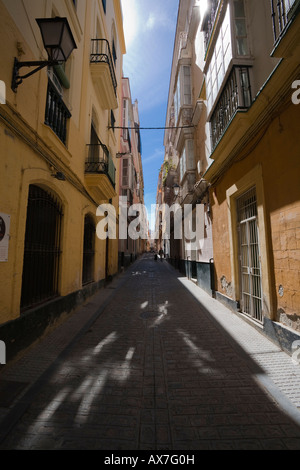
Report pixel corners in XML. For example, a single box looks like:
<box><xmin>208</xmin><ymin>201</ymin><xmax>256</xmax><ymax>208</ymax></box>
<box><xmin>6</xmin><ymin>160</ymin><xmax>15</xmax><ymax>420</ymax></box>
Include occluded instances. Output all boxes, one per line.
<box><xmin>82</xmin><ymin>215</ymin><xmax>95</xmax><ymax>285</ymax></box>
<box><xmin>180</xmin><ymin>139</ymin><xmax>194</xmax><ymax>181</ymax></box>
<box><xmin>233</xmin><ymin>0</ymin><xmax>249</xmax><ymax>56</ymax></box>
<box><xmin>122</xmin><ymin>159</ymin><xmax>129</xmax><ymax>187</ymax></box>
<box><xmin>110</xmin><ymin>110</ymin><xmax>115</xmax><ymax>132</ymax></box>
<box><xmin>210</xmin><ymin>66</ymin><xmax>252</xmax><ymax>150</ymax></box>
<box><xmin>122</xmin><ymin>157</ymin><xmax>133</xmax><ymax>189</ymax></box>
<box><xmin>174</xmin><ymin>65</ymin><xmax>192</xmax><ymax>124</ymax></box>
<box><xmin>21</xmin><ymin>185</ymin><xmax>62</xmax><ymax>310</ymax></box>
<box><xmin>180</xmin><ymin>147</ymin><xmax>187</xmax><ymax>182</ymax></box>
<box><xmin>205</xmin><ymin>3</ymin><xmax>232</xmax><ymax>114</ymax></box>
<box><xmin>45</xmin><ymin>79</ymin><xmax>71</xmax><ymax>145</ymax></box>
<box><xmin>112</xmin><ymin>39</ymin><xmax>117</xmax><ymax>66</ymax></box>
<box><xmin>89</xmin><ymin>122</ymin><xmax>100</xmax><ymax>163</ymax></box>
<box><xmin>183</xmin><ymin>66</ymin><xmax>191</xmax><ymax>106</ymax></box>
<box><xmin>122</xmin><ymin>99</ymin><xmax>131</xmax><ymax>142</ymax></box>
<box><xmin>203</xmin><ymin>0</ymin><xmax>220</xmax><ymax>50</ymax></box>
<box><xmin>237</xmin><ymin>187</ymin><xmax>262</xmax><ymax>322</ymax></box>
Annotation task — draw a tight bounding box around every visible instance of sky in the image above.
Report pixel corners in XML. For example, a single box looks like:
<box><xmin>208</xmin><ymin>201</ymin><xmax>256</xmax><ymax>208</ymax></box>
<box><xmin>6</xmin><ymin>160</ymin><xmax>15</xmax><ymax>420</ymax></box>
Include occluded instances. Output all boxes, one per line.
<box><xmin>120</xmin><ymin>0</ymin><xmax>179</xmax><ymax>229</ymax></box>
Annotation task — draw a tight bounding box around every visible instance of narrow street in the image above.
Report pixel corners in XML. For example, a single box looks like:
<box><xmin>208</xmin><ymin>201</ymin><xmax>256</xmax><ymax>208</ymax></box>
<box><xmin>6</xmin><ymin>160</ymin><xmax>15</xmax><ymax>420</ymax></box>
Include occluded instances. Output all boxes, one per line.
<box><xmin>0</xmin><ymin>254</ymin><xmax>300</xmax><ymax>450</ymax></box>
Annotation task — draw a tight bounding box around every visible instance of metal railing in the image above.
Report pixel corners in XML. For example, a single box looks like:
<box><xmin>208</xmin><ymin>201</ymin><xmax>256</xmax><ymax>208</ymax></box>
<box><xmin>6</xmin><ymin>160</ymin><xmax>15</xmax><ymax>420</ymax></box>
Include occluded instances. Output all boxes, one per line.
<box><xmin>82</xmin><ymin>215</ymin><xmax>95</xmax><ymax>285</ymax></box>
<box><xmin>271</xmin><ymin>0</ymin><xmax>299</xmax><ymax>42</ymax></box>
<box><xmin>21</xmin><ymin>185</ymin><xmax>62</xmax><ymax>310</ymax></box>
<box><xmin>210</xmin><ymin>66</ymin><xmax>252</xmax><ymax>150</ymax></box>
<box><xmin>45</xmin><ymin>79</ymin><xmax>71</xmax><ymax>145</ymax></box>
<box><xmin>237</xmin><ymin>187</ymin><xmax>263</xmax><ymax>323</ymax></box>
<box><xmin>203</xmin><ymin>0</ymin><xmax>221</xmax><ymax>51</ymax></box>
<box><xmin>86</xmin><ymin>138</ymin><xmax>116</xmax><ymax>188</ymax></box>
<box><xmin>90</xmin><ymin>39</ymin><xmax>117</xmax><ymax>94</ymax></box>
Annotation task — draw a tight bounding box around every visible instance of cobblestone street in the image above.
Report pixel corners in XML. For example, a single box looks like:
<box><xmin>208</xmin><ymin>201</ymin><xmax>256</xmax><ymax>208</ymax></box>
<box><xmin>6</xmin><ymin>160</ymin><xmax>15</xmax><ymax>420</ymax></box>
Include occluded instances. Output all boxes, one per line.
<box><xmin>1</xmin><ymin>254</ymin><xmax>300</xmax><ymax>450</ymax></box>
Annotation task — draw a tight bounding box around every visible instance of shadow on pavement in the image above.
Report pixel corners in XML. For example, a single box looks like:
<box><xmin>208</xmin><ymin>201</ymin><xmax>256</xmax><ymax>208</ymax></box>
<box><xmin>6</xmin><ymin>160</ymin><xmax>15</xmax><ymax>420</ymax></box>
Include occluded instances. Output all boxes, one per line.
<box><xmin>1</xmin><ymin>254</ymin><xmax>300</xmax><ymax>450</ymax></box>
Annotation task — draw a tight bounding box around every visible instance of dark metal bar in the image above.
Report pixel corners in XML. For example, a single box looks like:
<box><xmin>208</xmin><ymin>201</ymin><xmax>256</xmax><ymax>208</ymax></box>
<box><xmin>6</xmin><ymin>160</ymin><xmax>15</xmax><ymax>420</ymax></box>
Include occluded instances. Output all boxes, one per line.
<box><xmin>271</xmin><ymin>0</ymin><xmax>277</xmax><ymax>42</ymax></box>
<box><xmin>21</xmin><ymin>185</ymin><xmax>62</xmax><ymax>310</ymax></box>
<box><xmin>203</xmin><ymin>0</ymin><xmax>220</xmax><ymax>51</ymax></box>
<box><xmin>82</xmin><ymin>215</ymin><xmax>95</xmax><ymax>285</ymax></box>
<box><xmin>11</xmin><ymin>58</ymin><xmax>59</xmax><ymax>92</ymax></box>
<box><xmin>44</xmin><ymin>79</ymin><xmax>71</xmax><ymax>144</ymax></box>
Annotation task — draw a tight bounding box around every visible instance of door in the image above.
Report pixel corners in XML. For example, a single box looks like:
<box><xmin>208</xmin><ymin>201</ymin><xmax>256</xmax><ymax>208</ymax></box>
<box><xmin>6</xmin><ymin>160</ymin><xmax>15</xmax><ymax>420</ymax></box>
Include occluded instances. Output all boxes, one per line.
<box><xmin>21</xmin><ymin>185</ymin><xmax>62</xmax><ymax>309</ymax></box>
<box><xmin>237</xmin><ymin>187</ymin><xmax>262</xmax><ymax>322</ymax></box>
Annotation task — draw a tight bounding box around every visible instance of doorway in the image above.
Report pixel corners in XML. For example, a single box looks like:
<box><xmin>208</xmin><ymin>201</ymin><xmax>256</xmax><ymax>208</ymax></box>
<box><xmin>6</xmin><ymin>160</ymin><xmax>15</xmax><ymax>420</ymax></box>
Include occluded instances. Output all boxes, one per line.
<box><xmin>237</xmin><ymin>187</ymin><xmax>263</xmax><ymax>322</ymax></box>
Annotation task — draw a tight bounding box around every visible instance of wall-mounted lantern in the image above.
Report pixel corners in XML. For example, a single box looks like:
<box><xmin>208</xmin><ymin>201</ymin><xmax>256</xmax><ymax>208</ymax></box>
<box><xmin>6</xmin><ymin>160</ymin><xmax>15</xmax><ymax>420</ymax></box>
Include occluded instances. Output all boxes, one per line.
<box><xmin>11</xmin><ymin>17</ymin><xmax>77</xmax><ymax>92</ymax></box>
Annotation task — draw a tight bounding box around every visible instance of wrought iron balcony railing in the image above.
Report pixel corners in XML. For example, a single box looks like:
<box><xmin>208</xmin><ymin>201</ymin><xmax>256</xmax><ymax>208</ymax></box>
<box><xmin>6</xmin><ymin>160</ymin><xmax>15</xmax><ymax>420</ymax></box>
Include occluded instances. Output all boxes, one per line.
<box><xmin>45</xmin><ymin>79</ymin><xmax>71</xmax><ymax>145</ymax></box>
<box><xmin>203</xmin><ymin>0</ymin><xmax>220</xmax><ymax>51</ymax></box>
<box><xmin>271</xmin><ymin>0</ymin><xmax>299</xmax><ymax>42</ymax></box>
<box><xmin>90</xmin><ymin>39</ymin><xmax>117</xmax><ymax>94</ymax></box>
<box><xmin>210</xmin><ymin>66</ymin><xmax>252</xmax><ymax>150</ymax></box>
<box><xmin>85</xmin><ymin>140</ymin><xmax>116</xmax><ymax>188</ymax></box>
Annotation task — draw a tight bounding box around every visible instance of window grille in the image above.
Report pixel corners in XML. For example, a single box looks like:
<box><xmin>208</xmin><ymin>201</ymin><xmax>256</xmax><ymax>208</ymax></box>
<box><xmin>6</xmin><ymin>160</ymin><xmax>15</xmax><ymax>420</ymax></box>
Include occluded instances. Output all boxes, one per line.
<box><xmin>21</xmin><ymin>185</ymin><xmax>62</xmax><ymax>310</ymax></box>
<box><xmin>271</xmin><ymin>0</ymin><xmax>298</xmax><ymax>41</ymax></box>
<box><xmin>82</xmin><ymin>215</ymin><xmax>95</xmax><ymax>285</ymax></box>
<box><xmin>237</xmin><ymin>187</ymin><xmax>262</xmax><ymax>322</ymax></box>
<box><xmin>45</xmin><ymin>79</ymin><xmax>71</xmax><ymax>145</ymax></box>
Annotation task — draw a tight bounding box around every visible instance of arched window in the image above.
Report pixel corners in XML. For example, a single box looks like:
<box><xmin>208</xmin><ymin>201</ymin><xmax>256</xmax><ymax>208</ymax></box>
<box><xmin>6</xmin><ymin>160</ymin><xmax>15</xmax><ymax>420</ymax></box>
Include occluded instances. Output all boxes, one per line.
<box><xmin>82</xmin><ymin>214</ymin><xmax>95</xmax><ymax>285</ymax></box>
<box><xmin>21</xmin><ymin>185</ymin><xmax>63</xmax><ymax>310</ymax></box>
<box><xmin>111</xmin><ymin>22</ymin><xmax>117</xmax><ymax>66</ymax></box>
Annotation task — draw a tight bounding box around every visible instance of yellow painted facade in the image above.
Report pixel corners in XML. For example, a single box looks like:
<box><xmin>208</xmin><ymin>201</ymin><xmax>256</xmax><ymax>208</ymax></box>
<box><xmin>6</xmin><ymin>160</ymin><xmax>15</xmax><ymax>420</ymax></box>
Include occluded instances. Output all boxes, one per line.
<box><xmin>205</xmin><ymin>4</ymin><xmax>300</xmax><ymax>336</ymax></box>
<box><xmin>0</xmin><ymin>0</ymin><xmax>126</xmax><ymax>346</ymax></box>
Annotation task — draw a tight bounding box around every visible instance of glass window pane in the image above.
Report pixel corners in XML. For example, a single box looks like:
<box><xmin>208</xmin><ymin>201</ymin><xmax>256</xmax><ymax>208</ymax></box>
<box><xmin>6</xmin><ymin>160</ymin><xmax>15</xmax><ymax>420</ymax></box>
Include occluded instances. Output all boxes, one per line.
<box><xmin>237</xmin><ymin>37</ymin><xmax>249</xmax><ymax>56</ymax></box>
<box><xmin>235</xmin><ymin>19</ymin><xmax>247</xmax><ymax>37</ymax></box>
<box><xmin>234</xmin><ymin>0</ymin><xmax>245</xmax><ymax>17</ymax></box>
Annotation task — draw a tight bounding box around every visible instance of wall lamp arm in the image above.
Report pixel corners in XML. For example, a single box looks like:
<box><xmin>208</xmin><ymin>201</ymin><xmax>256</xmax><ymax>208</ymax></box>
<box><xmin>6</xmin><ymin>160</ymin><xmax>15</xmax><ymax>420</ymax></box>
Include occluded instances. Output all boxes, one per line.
<box><xmin>11</xmin><ymin>57</ymin><xmax>60</xmax><ymax>92</ymax></box>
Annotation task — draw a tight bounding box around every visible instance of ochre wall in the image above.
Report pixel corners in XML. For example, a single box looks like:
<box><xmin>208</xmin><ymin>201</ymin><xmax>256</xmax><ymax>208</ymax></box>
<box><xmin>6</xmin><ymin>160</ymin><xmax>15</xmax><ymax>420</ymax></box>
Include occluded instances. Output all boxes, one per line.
<box><xmin>210</xmin><ymin>100</ymin><xmax>300</xmax><ymax>327</ymax></box>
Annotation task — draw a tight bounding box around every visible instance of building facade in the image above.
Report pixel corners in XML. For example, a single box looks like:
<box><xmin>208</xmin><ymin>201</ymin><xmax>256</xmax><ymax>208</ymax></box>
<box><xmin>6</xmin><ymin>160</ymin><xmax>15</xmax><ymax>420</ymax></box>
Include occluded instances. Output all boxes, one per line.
<box><xmin>162</xmin><ymin>0</ymin><xmax>300</xmax><ymax>351</ymax></box>
<box><xmin>162</xmin><ymin>0</ymin><xmax>214</xmax><ymax>293</ymax></box>
<box><xmin>0</xmin><ymin>0</ymin><xmax>126</xmax><ymax>360</ymax></box>
<box><xmin>118</xmin><ymin>77</ymin><xmax>145</xmax><ymax>269</ymax></box>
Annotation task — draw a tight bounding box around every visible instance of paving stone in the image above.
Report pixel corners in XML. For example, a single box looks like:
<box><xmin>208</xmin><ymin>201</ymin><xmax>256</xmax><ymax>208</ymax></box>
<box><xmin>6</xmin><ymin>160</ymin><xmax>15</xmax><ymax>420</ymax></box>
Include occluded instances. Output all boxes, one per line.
<box><xmin>1</xmin><ymin>254</ymin><xmax>300</xmax><ymax>450</ymax></box>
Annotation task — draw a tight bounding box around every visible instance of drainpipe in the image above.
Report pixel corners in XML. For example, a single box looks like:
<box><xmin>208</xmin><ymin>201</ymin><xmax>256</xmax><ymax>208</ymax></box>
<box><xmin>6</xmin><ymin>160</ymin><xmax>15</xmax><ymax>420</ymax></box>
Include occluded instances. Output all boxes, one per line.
<box><xmin>209</xmin><ymin>258</ymin><xmax>215</xmax><ymax>298</ymax></box>
<box><xmin>187</xmin><ymin>256</ymin><xmax>191</xmax><ymax>280</ymax></box>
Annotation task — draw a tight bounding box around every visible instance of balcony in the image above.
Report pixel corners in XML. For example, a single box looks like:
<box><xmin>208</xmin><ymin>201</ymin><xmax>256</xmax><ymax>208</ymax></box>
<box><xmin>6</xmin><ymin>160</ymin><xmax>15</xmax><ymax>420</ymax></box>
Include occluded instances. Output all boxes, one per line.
<box><xmin>202</xmin><ymin>0</ymin><xmax>222</xmax><ymax>53</ymax></box>
<box><xmin>44</xmin><ymin>79</ymin><xmax>71</xmax><ymax>145</ymax></box>
<box><xmin>85</xmin><ymin>139</ymin><xmax>116</xmax><ymax>201</ymax></box>
<box><xmin>210</xmin><ymin>66</ymin><xmax>252</xmax><ymax>151</ymax></box>
<box><xmin>90</xmin><ymin>39</ymin><xmax>118</xmax><ymax>109</ymax></box>
<box><xmin>271</xmin><ymin>0</ymin><xmax>300</xmax><ymax>57</ymax></box>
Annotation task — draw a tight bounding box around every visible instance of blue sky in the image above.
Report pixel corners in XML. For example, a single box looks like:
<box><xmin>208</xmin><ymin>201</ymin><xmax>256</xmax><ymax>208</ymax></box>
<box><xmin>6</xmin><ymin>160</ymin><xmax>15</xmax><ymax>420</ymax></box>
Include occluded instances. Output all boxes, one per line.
<box><xmin>120</xmin><ymin>0</ymin><xmax>179</xmax><ymax>228</ymax></box>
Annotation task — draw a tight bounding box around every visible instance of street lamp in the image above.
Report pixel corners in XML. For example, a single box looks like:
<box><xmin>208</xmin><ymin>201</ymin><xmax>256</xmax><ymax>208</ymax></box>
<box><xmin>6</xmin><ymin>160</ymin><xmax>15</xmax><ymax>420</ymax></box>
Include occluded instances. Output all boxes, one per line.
<box><xmin>11</xmin><ymin>17</ymin><xmax>77</xmax><ymax>92</ymax></box>
<box><xmin>173</xmin><ymin>184</ymin><xmax>180</xmax><ymax>197</ymax></box>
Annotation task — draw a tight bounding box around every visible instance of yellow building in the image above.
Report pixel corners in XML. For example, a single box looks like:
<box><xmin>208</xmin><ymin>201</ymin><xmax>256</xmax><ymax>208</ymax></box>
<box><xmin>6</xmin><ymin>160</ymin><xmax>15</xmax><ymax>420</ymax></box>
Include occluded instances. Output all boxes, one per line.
<box><xmin>203</xmin><ymin>0</ymin><xmax>300</xmax><ymax>351</ymax></box>
<box><xmin>0</xmin><ymin>0</ymin><xmax>126</xmax><ymax>361</ymax></box>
